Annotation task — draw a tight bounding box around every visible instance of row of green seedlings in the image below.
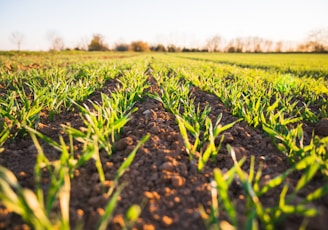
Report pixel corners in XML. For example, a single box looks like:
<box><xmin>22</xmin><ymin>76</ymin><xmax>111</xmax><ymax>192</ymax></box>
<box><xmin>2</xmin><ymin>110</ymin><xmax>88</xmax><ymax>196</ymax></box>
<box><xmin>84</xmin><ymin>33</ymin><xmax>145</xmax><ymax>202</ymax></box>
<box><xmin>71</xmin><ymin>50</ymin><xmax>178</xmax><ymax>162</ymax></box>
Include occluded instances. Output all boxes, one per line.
<box><xmin>0</xmin><ymin>60</ymin><xmax>151</xmax><ymax>229</ymax></box>
<box><xmin>176</xmin><ymin>53</ymin><xmax>328</xmax><ymax>79</ymax></box>
<box><xmin>151</xmin><ymin>56</ymin><xmax>328</xmax><ymax>229</ymax></box>
<box><xmin>163</xmin><ymin>55</ymin><xmax>328</xmax><ymax>174</ymax></box>
<box><xmin>0</xmin><ymin>56</ymin><xmax>139</xmax><ymax>150</ymax></box>
<box><xmin>150</xmin><ymin>61</ymin><xmax>239</xmax><ymax>172</ymax></box>
<box><xmin>201</xmin><ymin>146</ymin><xmax>328</xmax><ymax>230</ymax></box>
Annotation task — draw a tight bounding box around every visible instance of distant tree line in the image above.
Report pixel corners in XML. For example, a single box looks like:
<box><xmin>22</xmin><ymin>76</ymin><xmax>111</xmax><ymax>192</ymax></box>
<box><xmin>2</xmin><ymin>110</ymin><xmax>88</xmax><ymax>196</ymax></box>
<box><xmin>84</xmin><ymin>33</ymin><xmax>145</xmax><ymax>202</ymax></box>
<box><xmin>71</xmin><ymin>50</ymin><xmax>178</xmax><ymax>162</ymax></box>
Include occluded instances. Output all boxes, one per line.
<box><xmin>9</xmin><ymin>28</ymin><xmax>328</xmax><ymax>53</ymax></box>
<box><xmin>204</xmin><ymin>29</ymin><xmax>328</xmax><ymax>53</ymax></box>
<box><xmin>85</xmin><ymin>29</ymin><xmax>328</xmax><ymax>53</ymax></box>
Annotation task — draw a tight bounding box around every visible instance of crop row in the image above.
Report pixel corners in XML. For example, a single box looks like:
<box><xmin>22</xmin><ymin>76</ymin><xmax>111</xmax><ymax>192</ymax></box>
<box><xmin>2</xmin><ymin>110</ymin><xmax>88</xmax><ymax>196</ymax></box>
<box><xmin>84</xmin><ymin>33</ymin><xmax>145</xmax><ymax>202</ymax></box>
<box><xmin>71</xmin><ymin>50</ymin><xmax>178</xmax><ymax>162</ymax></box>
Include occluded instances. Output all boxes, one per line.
<box><xmin>149</xmin><ymin>55</ymin><xmax>328</xmax><ymax>228</ymax></box>
<box><xmin>176</xmin><ymin>53</ymin><xmax>328</xmax><ymax>78</ymax></box>
<box><xmin>0</xmin><ymin>52</ymin><xmax>327</xmax><ymax>229</ymax></box>
<box><xmin>153</xmin><ymin>54</ymin><xmax>328</xmax><ymax>165</ymax></box>
<box><xmin>0</xmin><ymin>54</ymin><xmax>151</xmax><ymax>229</ymax></box>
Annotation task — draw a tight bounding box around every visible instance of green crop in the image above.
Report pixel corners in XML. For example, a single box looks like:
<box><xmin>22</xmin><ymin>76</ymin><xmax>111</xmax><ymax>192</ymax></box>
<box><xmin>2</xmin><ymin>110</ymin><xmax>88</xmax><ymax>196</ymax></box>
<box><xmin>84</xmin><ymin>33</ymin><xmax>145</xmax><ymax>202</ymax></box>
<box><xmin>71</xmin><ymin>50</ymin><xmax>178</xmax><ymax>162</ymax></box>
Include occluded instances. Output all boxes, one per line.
<box><xmin>0</xmin><ymin>52</ymin><xmax>327</xmax><ymax>229</ymax></box>
<box><xmin>201</xmin><ymin>145</ymin><xmax>328</xmax><ymax>229</ymax></box>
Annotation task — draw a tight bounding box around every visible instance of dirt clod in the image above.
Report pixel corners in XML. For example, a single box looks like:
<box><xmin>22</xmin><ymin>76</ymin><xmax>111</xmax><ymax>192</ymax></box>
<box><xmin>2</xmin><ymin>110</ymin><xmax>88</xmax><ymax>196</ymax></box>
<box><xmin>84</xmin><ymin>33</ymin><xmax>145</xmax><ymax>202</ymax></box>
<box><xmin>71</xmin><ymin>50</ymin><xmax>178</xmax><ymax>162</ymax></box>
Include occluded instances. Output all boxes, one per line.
<box><xmin>171</xmin><ymin>175</ymin><xmax>186</xmax><ymax>188</ymax></box>
<box><xmin>114</xmin><ymin>136</ymin><xmax>134</xmax><ymax>150</ymax></box>
<box><xmin>160</xmin><ymin>162</ymin><xmax>174</xmax><ymax>171</ymax></box>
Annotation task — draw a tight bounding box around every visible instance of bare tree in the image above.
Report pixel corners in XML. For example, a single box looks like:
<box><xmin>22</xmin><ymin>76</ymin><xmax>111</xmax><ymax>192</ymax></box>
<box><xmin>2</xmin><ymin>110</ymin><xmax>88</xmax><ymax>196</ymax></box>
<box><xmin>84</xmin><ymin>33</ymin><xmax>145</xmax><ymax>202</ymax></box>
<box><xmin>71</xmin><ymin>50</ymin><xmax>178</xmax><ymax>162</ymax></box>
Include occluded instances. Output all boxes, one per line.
<box><xmin>304</xmin><ymin>28</ymin><xmax>328</xmax><ymax>52</ymax></box>
<box><xmin>76</xmin><ymin>36</ymin><xmax>90</xmax><ymax>50</ymax></box>
<box><xmin>52</xmin><ymin>37</ymin><xmax>65</xmax><ymax>51</ymax></box>
<box><xmin>10</xmin><ymin>31</ymin><xmax>24</xmax><ymax>50</ymax></box>
<box><xmin>263</xmin><ymin>40</ymin><xmax>273</xmax><ymax>52</ymax></box>
<box><xmin>47</xmin><ymin>31</ymin><xmax>65</xmax><ymax>51</ymax></box>
<box><xmin>234</xmin><ymin>37</ymin><xmax>243</xmax><ymax>52</ymax></box>
<box><xmin>206</xmin><ymin>35</ymin><xmax>222</xmax><ymax>52</ymax></box>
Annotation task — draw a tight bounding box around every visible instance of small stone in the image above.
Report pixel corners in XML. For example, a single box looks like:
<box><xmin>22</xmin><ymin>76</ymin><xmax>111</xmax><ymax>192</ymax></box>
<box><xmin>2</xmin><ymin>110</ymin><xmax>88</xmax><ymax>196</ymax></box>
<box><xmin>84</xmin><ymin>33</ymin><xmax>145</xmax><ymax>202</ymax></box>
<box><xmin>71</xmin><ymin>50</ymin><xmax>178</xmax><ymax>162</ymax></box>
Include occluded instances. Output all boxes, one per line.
<box><xmin>150</xmin><ymin>164</ymin><xmax>157</xmax><ymax>171</ymax></box>
<box><xmin>152</xmin><ymin>213</ymin><xmax>161</xmax><ymax>221</ymax></box>
<box><xmin>105</xmin><ymin>162</ymin><xmax>114</xmax><ymax>169</ymax></box>
<box><xmin>259</xmin><ymin>156</ymin><xmax>266</xmax><ymax>161</ymax></box>
<box><xmin>143</xmin><ymin>224</ymin><xmax>156</xmax><ymax>230</ymax></box>
<box><xmin>76</xmin><ymin>209</ymin><xmax>84</xmax><ymax>217</ymax></box>
<box><xmin>173</xmin><ymin>196</ymin><xmax>181</xmax><ymax>204</ymax></box>
<box><xmin>144</xmin><ymin>191</ymin><xmax>160</xmax><ymax>200</ymax></box>
<box><xmin>315</xmin><ymin>118</ymin><xmax>328</xmax><ymax>137</ymax></box>
<box><xmin>171</xmin><ymin>175</ymin><xmax>185</xmax><ymax>188</ymax></box>
<box><xmin>153</xmin><ymin>191</ymin><xmax>161</xmax><ymax>200</ymax></box>
<box><xmin>162</xmin><ymin>215</ymin><xmax>173</xmax><ymax>226</ymax></box>
<box><xmin>144</xmin><ymin>191</ymin><xmax>154</xmax><ymax>199</ymax></box>
<box><xmin>96</xmin><ymin>208</ymin><xmax>105</xmax><ymax>215</ymax></box>
<box><xmin>19</xmin><ymin>171</ymin><xmax>27</xmax><ymax>178</ymax></box>
<box><xmin>143</xmin><ymin>109</ymin><xmax>150</xmax><ymax>115</ymax></box>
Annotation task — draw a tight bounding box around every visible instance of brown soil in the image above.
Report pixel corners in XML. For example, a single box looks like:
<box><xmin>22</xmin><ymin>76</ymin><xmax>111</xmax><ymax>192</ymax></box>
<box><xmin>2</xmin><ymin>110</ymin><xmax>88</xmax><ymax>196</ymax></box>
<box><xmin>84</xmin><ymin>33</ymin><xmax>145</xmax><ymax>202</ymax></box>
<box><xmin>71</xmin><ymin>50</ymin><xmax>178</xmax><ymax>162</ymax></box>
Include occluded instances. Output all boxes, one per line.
<box><xmin>0</xmin><ymin>76</ymin><xmax>327</xmax><ymax>230</ymax></box>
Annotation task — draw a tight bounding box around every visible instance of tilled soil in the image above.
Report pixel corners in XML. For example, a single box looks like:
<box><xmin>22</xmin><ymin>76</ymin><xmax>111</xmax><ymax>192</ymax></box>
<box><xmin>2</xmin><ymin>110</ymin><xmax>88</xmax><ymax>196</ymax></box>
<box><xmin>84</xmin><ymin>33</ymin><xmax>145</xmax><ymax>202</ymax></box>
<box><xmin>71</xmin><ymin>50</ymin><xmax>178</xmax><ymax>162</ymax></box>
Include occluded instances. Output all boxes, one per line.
<box><xmin>0</xmin><ymin>77</ymin><xmax>328</xmax><ymax>230</ymax></box>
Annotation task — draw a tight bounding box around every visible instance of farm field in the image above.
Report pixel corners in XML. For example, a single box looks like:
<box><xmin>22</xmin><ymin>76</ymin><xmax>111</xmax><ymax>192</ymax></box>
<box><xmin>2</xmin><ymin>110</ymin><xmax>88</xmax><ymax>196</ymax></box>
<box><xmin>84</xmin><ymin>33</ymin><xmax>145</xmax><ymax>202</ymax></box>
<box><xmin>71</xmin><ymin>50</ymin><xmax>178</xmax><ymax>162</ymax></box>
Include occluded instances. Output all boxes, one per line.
<box><xmin>0</xmin><ymin>51</ymin><xmax>328</xmax><ymax>230</ymax></box>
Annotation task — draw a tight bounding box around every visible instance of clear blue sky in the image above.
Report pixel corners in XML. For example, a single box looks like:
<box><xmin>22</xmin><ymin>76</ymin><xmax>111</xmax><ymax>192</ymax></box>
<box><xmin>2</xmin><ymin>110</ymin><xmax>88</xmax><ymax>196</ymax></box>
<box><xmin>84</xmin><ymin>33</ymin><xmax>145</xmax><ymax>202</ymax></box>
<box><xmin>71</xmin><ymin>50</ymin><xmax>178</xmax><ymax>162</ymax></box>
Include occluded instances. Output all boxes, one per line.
<box><xmin>0</xmin><ymin>0</ymin><xmax>327</xmax><ymax>50</ymax></box>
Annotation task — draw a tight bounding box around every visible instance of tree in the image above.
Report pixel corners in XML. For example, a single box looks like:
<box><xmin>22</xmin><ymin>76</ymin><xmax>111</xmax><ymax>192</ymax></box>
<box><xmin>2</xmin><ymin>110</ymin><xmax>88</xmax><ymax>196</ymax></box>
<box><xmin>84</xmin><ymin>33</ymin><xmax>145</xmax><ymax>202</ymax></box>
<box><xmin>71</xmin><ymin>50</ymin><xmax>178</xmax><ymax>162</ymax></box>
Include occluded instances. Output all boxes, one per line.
<box><xmin>275</xmin><ymin>41</ymin><xmax>283</xmax><ymax>52</ymax></box>
<box><xmin>167</xmin><ymin>44</ymin><xmax>180</xmax><ymax>52</ymax></box>
<box><xmin>115</xmin><ymin>43</ymin><xmax>129</xmax><ymax>51</ymax></box>
<box><xmin>10</xmin><ymin>31</ymin><xmax>24</xmax><ymax>50</ymax></box>
<box><xmin>206</xmin><ymin>35</ymin><xmax>222</xmax><ymax>52</ymax></box>
<box><xmin>225</xmin><ymin>38</ymin><xmax>243</xmax><ymax>53</ymax></box>
<box><xmin>52</xmin><ymin>37</ymin><xmax>65</xmax><ymax>51</ymax></box>
<box><xmin>301</xmin><ymin>29</ymin><xmax>328</xmax><ymax>52</ymax></box>
<box><xmin>151</xmin><ymin>44</ymin><xmax>166</xmax><ymax>52</ymax></box>
<box><xmin>46</xmin><ymin>31</ymin><xmax>65</xmax><ymax>51</ymax></box>
<box><xmin>129</xmin><ymin>41</ymin><xmax>149</xmax><ymax>52</ymax></box>
<box><xmin>88</xmin><ymin>34</ymin><xmax>109</xmax><ymax>51</ymax></box>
